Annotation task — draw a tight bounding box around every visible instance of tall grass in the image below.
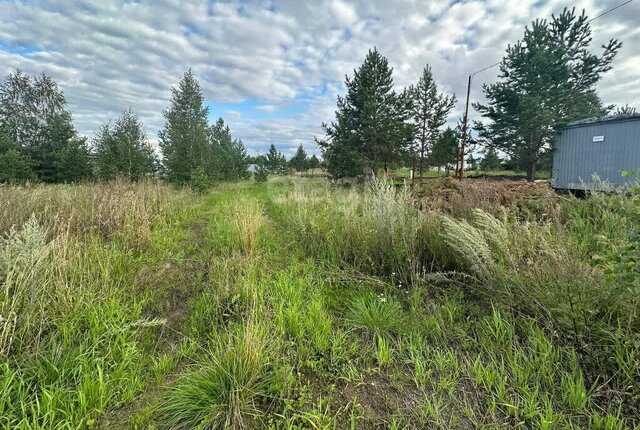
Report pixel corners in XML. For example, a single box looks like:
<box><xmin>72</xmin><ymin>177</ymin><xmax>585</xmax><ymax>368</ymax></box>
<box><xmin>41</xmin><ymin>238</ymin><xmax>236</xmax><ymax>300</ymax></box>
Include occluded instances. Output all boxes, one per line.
<box><xmin>158</xmin><ymin>321</ymin><xmax>275</xmax><ymax>430</ymax></box>
<box><xmin>2</xmin><ymin>177</ymin><xmax>639</xmax><ymax>428</ymax></box>
<box><xmin>0</xmin><ymin>180</ymin><xmax>179</xmax><ymax>248</ymax></box>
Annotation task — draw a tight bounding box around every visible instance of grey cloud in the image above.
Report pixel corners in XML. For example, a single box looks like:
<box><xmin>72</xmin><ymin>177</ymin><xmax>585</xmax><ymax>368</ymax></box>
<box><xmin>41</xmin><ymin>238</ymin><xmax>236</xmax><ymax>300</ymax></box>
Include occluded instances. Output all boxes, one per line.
<box><xmin>0</xmin><ymin>0</ymin><xmax>637</xmax><ymax>154</ymax></box>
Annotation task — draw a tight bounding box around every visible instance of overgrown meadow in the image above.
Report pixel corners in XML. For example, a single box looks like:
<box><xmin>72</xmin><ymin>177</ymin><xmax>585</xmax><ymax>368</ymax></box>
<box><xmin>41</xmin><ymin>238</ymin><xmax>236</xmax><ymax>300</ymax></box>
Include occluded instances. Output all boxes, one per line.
<box><xmin>1</xmin><ymin>178</ymin><xmax>638</xmax><ymax>429</ymax></box>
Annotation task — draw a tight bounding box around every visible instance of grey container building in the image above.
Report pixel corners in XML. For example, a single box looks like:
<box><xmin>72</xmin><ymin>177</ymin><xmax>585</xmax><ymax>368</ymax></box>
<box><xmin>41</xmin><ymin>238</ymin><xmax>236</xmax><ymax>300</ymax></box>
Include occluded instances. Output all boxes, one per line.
<box><xmin>552</xmin><ymin>114</ymin><xmax>640</xmax><ymax>190</ymax></box>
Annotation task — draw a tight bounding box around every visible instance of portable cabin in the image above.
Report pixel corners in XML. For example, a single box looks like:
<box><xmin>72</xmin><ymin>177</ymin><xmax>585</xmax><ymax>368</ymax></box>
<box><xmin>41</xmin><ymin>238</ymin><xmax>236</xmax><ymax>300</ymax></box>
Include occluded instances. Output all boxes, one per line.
<box><xmin>552</xmin><ymin>114</ymin><xmax>640</xmax><ymax>191</ymax></box>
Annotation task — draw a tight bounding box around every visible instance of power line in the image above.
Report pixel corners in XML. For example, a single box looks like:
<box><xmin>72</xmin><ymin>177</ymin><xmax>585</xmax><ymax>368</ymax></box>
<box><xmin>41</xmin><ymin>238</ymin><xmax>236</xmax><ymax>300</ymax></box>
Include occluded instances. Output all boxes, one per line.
<box><xmin>588</xmin><ymin>0</ymin><xmax>634</xmax><ymax>22</ymax></box>
<box><xmin>455</xmin><ymin>0</ymin><xmax>634</xmax><ymax>179</ymax></box>
<box><xmin>469</xmin><ymin>0</ymin><xmax>634</xmax><ymax>77</ymax></box>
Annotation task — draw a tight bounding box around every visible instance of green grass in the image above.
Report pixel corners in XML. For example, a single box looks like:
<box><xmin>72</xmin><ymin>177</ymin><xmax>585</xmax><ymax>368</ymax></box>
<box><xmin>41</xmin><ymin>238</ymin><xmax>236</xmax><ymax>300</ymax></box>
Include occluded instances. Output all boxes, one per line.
<box><xmin>0</xmin><ymin>177</ymin><xmax>638</xmax><ymax>429</ymax></box>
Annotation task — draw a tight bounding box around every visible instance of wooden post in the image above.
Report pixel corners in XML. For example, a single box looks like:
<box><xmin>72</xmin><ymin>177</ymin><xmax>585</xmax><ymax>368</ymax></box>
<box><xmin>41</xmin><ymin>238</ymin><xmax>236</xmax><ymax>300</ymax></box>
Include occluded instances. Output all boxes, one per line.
<box><xmin>456</xmin><ymin>75</ymin><xmax>472</xmax><ymax>180</ymax></box>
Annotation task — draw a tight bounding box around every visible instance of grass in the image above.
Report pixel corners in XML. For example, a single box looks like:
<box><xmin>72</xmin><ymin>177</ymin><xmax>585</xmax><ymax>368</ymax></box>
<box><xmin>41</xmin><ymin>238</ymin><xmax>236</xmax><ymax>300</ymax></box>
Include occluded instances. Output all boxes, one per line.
<box><xmin>0</xmin><ymin>177</ymin><xmax>638</xmax><ymax>429</ymax></box>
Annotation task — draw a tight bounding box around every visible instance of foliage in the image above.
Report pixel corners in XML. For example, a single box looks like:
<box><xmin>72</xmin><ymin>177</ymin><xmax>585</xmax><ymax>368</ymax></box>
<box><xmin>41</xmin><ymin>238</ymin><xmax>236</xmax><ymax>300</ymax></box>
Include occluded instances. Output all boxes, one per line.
<box><xmin>0</xmin><ymin>128</ymin><xmax>34</xmax><ymax>184</ymax></box>
<box><xmin>209</xmin><ymin>118</ymin><xmax>250</xmax><ymax>181</ymax></box>
<box><xmin>0</xmin><ymin>70</ymin><xmax>91</xmax><ymax>183</ymax></box>
<box><xmin>428</xmin><ymin>127</ymin><xmax>458</xmax><ymax>171</ymax></box>
<box><xmin>57</xmin><ymin>138</ymin><xmax>92</xmax><ymax>183</ymax></box>
<box><xmin>159</xmin><ymin>69</ymin><xmax>211</xmax><ymax>184</ymax></box>
<box><xmin>189</xmin><ymin>165</ymin><xmax>210</xmax><ymax>193</ymax></box>
<box><xmin>408</xmin><ymin>65</ymin><xmax>456</xmax><ymax>177</ymax></box>
<box><xmin>317</xmin><ymin>48</ymin><xmax>412</xmax><ymax>177</ymax></box>
<box><xmin>254</xmin><ymin>163</ymin><xmax>269</xmax><ymax>183</ymax></box>
<box><xmin>289</xmin><ymin>144</ymin><xmax>308</xmax><ymax>174</ymax></box>
<box><xmin>474</xmin><ymin>8</ymin><xmax>621</xmax><ymax>181</ymax></box>
<box><xmin>93</xmin><ymin>109</ymin><xmax>157</xmax><ymax>180</ymax></box>
<box><xmin>265</xmin><ymin>144</ymin><xmax>288</xmax><ymax>175</ymax></box>
<box><xmin>308</xmin><ymin>154</ymin><xmax>320</xmax><ymax>170</ymax></box>
<box><xmin>466</xmin><ymin>154</ymin><xmax>478</xmax><ymax>171</ymax></box>
<box><xmin>614</xmin><ymin>104</ymin><xmax>637</xmax><ymax>115</ymax></box>
<box><xmin>480</xmin><ymin>147</ymin><xmax>503</xmax><ymax>171</ymax></box>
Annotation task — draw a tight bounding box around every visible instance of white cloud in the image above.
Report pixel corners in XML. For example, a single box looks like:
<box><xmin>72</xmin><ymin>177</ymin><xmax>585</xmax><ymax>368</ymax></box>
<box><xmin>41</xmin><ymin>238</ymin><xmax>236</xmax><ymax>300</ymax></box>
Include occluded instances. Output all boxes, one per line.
<box><xmin>0</xmin><ymin>0</ymin><xmax>638</xmax><ymax>155</ymax></box>
<box><xmin>330</xmin><ymin>0</ymin><xmax>358</xmax><ymax>26</ymax></box>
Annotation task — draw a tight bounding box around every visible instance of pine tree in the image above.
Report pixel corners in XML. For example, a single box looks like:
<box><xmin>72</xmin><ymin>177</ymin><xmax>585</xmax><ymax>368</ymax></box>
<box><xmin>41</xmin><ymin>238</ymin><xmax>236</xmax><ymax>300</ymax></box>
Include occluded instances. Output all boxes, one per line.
<box><xmin>289</xmin><ymin>144</ymin><xmax>308</xmax><ymax>176</ymax></box>
<box><xmin>308</xmin><ymin>154</ymin><xmax>320</xmax><ymax>170</ymax></box>
<box><xmin>254</xmin><ymin>163</ymin><xmax>269</xmax><ymax>183</ymax></box>
<box><xmin>475</xmin><ymin>8</ymin><xmax>621</xmax><ymax>181</ymax></box>
<box><xmin>159</xmin><ymin>70</ymin><xmax>210</xmax><ymax>183</ymax></box>
<box><xmin>428</xmin><ymin>127</ymin><xmax>458</xmax><ymax>173</ymax></box>
<box><xmin>317</xmin><ymin>48</ymin><xmax>411</xmax><ymax>178</ymax></box>
<box><xmin>480</xmin><ymin>147</ymin><xmax>502</xmax><ymax>171</ymax></box>
<box><xmin>208</xmin><ymin>118</ymin><xmax>249</xmax><ymax>181</ymax></box>
<box><xmin>94</xmin><ymin>109</ymin><xmax>156</xmax><ymax>180</ymax></box>
<box><xmin>265</xmin><ymin>144</ymin><xmax>287</xmax><ymax>175</ymax></box>
<box><xmin>408</xmin><ymin>65</ymin><xmax>456</xmax><ymax>178</ymax></box>
<box><xmin>57</xmin><ymin>138</ymin><xmax>92</xmax><ymax>183</ymax></box>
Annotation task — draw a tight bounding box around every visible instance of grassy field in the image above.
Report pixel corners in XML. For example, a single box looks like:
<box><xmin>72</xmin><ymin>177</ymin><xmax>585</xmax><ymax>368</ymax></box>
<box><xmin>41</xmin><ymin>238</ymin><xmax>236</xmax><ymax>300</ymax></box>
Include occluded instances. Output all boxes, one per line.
<box><xmin>1</xmin><ymin>177</ymin><xmax>638</xmax><ymax>429</ymax></box>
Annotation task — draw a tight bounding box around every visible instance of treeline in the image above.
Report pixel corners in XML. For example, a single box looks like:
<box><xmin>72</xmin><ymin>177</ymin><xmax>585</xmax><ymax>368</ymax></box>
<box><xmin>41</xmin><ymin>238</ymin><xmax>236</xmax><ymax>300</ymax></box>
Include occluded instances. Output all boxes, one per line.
<box><xmin>0</xmin><ymin>69</ymin><xmax>255</xmax><ymax>185</ymax></box>
<box><xmin>319</xmin><ymin>8</ymin><xmax>623</xmax><ymax>181</ymax></box>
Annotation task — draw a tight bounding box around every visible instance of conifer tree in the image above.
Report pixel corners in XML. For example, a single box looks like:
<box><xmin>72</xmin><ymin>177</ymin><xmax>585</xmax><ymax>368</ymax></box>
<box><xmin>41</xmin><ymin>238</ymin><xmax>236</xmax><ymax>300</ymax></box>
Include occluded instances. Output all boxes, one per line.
<box><xmin>308</xmin><ymin>154</ymin><xmax>320</xmax><ymax>170</ymax></box>
<box><xmin>475</xmin><ymin>8</ymin><xmax>621</xmax><ymax>181</ymax></box>
<box><xmin>428</xmin><ymin>127</ymin><xmax>458</xmax><ymax>173</ymax></box>
<box><xmin>159</xmin><ymin>70</ymin><xmax>210</xmax><ymax>183</ymax></box>
<box><xmin>289</xmin><ymin>144</ymin><xmax>308</xmax><ymax>176</ymax></box>
<box><xmin>480</xmin><ymin>147</ymin><xmax>502</xmax><ymax>171</ymax></box>
<box><xmin>408</xmin><ymin>65</ymin><xmax>456</xmax><ymax>178</ymax></box>
<box><xmin>317</xmin><ymin>48</ymin><xmax>411</xmax><ymax>178</ymax></box>
<box><xmin>208</xmin><ymin>118</ymin><xmax>249</xmax><ymax>181</ymax></box>
<box><xmin>94</xmin><ymin>109</ymin><xmax>156</xmax><ymax>180</ymax></box>
<box><xmin>265</xmin><ymin>144</ymin><xmax>287</xmax><ymax>175</ymax></box>
<box><xmin>57</xmin><ymin>138</ymin><xmax>92</xmax><ymax>182</ymax></box>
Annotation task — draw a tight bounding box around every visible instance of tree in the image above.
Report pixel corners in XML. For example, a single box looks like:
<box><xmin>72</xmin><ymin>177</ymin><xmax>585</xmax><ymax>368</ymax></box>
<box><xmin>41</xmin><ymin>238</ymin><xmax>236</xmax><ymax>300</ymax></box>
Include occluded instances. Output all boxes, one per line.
<box><xmin>466</xmin><ymin>155</ymin><xmax>478</xmax><ymax>171</ymax></box>
<box><xmin>254</xmin><ymin>163</ymin><xmax>269</xmax><ymax>183</ymax></box>
<box><xmin>159</xmin><ymin>70</ymin><xmax>210</xmax><ymax>183</ymax></box>
<box><xmin>317</xmin><ymin>48</ymin><xmax>411</xmax><ymax>178</ymax></box>
<box><xmin>308</xmin><ymin>154</ymin><xmax>320</xmax><ymax>175</ymax></box>
<box><xmin>208</xmin><ymin>118</ymin><xmax>249</xmax><ymax>181</ymax></box>
<box><xmin>0</xmin><ymin>70</ymin><xmax>88</xmax><ymax>182</ymax></box>
<box><xmin>474</xmin><ymin>8</ymin><xmax>621</xmax><ymax>181</ymax></box>
<box><xmin>408</xmin><ymin>65</ymin><xmax>456</xmax><ymax>178</ymax></box>
<box><xmin>480</xmin><ymin>147</ymin><xmax>502</xmax><ymax>171</ymax></box>
<box><xmin>289</xmin><ymin>144</ymin><xmax>308</xmax><ymax>176</ymax></box>
<box><xmin>57</xmin><ymin>138</ymin><xmax>92</xmax><ymax>183</ymax></box>
<box><xmin>265</xmin><ymin>144</ymin><xmax>288</xmax><ymax>175</ymax></box>
<box><xmin>615</xmin><ymin>104</ymin><xmax>636</xmax><ymax>115</ymax></box>
<box><xmin>0</xmin><ymin>128</ymin><xmax>34</xmax><ymax>184</ymax></box>
<box><xmin>93</xmin><ymin>109</ymin><xmax>156</xmax><ymax>180</ymax></box>
<box><xmin>428</xmin><ymin>127</ymin><xmax>458</xmax><ymax>173</ymax></box>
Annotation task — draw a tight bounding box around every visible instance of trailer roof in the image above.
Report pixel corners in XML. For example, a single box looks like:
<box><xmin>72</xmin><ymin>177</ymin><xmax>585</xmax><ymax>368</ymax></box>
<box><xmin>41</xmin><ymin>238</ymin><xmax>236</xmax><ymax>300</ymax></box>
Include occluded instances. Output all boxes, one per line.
<box><xmin>560</xmin><ymin>113</ymin><xmax>640</xmax><ymax>129</ymax></box>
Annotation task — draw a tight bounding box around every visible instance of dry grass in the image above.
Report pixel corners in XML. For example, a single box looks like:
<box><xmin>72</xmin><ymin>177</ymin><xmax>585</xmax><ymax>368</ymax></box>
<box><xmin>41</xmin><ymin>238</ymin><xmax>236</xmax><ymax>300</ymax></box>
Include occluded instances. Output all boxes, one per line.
<box><xmin>0</xmin><ymin>180</ymin><xmax>181</xmax><ymax>248</ymax></box>
<box><xmin>230</xmin><ymin>200</ymin><xmax>266</xmax><ymax>256</ymax></box>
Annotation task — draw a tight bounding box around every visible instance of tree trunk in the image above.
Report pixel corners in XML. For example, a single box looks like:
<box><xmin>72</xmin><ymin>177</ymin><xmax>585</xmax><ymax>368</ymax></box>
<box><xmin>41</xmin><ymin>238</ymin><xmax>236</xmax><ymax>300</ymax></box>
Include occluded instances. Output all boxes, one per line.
<box><xmin>526</xmin><ymin>162</ymin><xmax>536</xmax><ymax>182</ymax></box>
<box><xmin>419</xmin><ymin>145</ymin><xmax>425</xmax><ymax>178</ymax></box>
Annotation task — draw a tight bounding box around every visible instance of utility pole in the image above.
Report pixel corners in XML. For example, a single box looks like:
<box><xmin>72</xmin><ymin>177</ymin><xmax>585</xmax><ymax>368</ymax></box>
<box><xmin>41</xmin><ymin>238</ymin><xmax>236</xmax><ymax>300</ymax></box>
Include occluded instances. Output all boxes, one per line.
<box><xmin>455</xmin><ymin>75</ymin><xmax>472</xmax><ymax>180</ymax></box>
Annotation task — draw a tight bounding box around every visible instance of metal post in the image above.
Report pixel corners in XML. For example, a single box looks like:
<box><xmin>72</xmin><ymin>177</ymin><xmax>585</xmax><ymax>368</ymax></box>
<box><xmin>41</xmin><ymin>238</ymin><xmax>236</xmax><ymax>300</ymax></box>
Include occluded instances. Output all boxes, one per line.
<box><xmin>456</xmin><ymin>75</ymin><xmax>472</xmax><ymax>180</ymax></box>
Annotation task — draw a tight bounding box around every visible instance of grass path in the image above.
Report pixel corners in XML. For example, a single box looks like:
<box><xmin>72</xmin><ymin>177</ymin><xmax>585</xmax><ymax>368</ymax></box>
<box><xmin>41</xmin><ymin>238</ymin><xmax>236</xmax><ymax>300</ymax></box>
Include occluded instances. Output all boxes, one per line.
<box><xmin>3</xmin><ymin>179</ymin><xmax>635</xmax><ymax>429</ymax></box>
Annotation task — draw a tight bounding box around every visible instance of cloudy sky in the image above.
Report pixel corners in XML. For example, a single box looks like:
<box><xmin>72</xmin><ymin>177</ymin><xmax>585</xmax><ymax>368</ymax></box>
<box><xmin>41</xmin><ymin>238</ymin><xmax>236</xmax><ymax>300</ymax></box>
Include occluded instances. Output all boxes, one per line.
<box><xmin>1</xmin><ymin>0</ymin><xmax>638</xmax><ymax>157</ymax></box>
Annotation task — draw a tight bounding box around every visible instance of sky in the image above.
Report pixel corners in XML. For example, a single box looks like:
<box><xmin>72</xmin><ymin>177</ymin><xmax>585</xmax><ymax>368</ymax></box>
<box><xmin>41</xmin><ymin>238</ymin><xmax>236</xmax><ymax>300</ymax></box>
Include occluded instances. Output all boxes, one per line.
<box><xmin>1</xmin><ymin>0</ymin><xmax>638</xmax><ymax>158</ymax></box>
